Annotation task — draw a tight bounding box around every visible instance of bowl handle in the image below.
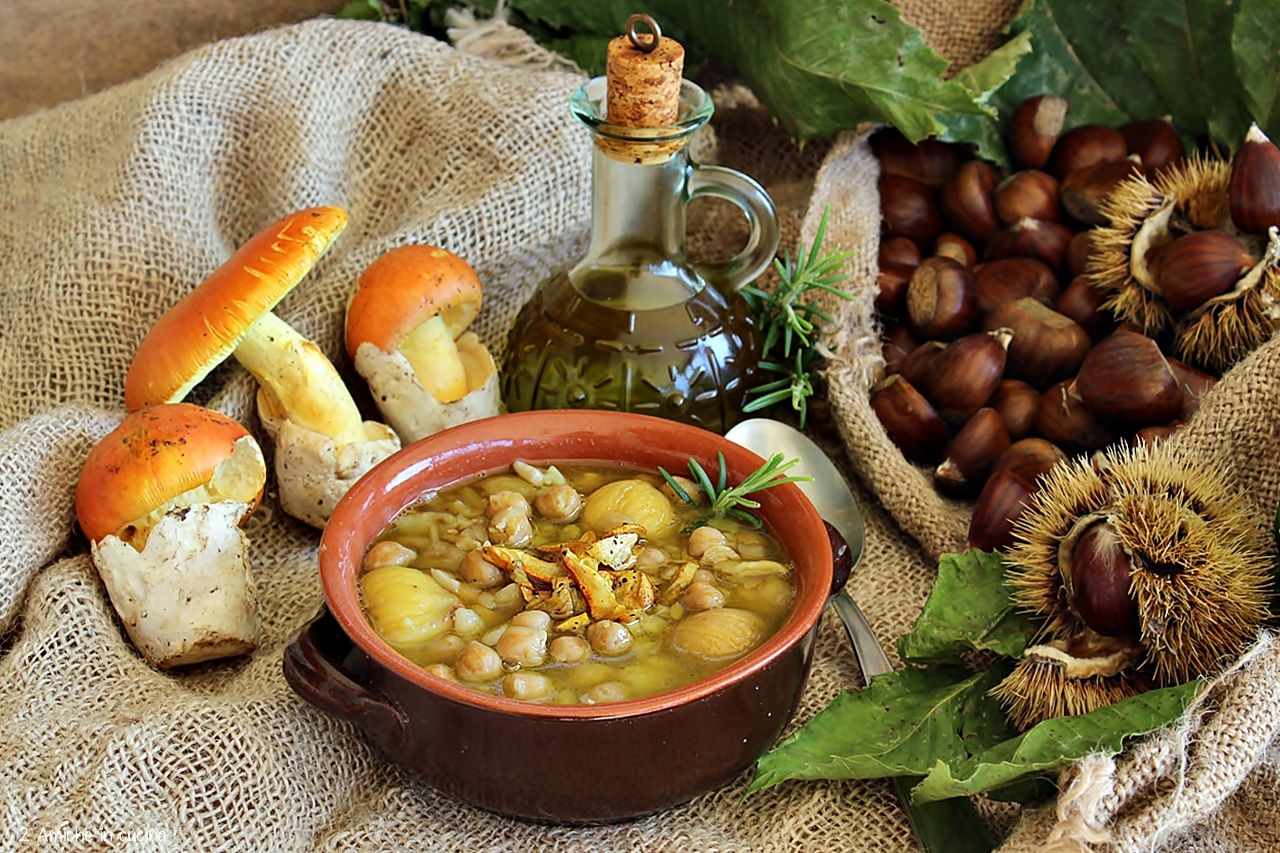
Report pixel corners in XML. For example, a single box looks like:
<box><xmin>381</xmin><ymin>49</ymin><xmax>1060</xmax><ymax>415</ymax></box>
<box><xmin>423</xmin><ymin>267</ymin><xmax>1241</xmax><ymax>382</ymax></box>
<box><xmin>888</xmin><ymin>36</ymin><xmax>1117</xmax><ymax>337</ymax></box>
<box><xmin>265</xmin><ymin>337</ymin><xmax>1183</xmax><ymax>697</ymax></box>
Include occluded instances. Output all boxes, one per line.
<box><xmin>283</xmin><ymin>607</ymin><xmax>409</xmax><ymax>754</ymax></box>
<box><xmin>825</xmin><ymin>521</ymin><xmax>853</xmax><ymax>598</ymax></box>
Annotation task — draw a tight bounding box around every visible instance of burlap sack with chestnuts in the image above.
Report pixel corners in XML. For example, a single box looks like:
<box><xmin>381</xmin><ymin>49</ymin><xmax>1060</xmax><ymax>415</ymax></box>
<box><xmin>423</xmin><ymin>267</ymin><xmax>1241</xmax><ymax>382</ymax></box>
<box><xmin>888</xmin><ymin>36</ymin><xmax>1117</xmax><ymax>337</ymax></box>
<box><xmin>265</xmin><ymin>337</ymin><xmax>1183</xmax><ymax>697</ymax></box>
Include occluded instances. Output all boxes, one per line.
<box><xmin>1</xmin><ymin>4</ymin><xmax>1275</xmax><ymax>853</ymax></box>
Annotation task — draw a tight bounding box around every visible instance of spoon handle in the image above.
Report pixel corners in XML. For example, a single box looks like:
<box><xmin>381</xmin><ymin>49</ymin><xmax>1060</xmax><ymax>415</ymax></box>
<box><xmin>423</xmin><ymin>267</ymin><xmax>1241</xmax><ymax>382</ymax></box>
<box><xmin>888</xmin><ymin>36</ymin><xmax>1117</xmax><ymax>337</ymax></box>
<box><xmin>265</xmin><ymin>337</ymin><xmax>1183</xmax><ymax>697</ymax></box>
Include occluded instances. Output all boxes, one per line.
<box><xmin>832</xmin><ymin>590</ymin><xmax>997</xmax><ymax>853</ymax></box>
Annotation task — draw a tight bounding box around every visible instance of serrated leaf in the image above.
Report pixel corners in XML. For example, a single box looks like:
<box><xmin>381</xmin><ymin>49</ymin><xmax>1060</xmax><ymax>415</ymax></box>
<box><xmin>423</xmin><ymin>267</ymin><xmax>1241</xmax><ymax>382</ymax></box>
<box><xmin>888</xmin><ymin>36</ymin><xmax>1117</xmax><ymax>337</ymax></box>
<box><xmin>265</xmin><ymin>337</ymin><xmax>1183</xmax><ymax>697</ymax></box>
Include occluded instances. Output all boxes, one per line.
<box><xmin>911</xmin><ymin>679</ymin><xmax>1202</xmax><ymax>803</ymax></box>
<box><xmin>898</xmin><ymin>550</ymin><xmax>1040</xmax><ymax>664</ymax></box>
<box><xmin>748</xmin><ymin>664</ymin><xmax>1019</xmax><ymax>794</ymax></box>
<box><xmin>1122</xmin><ymin>0</ymin><xmax>1251</xmax><ymax>148</ymax></box>
<box><xmin>1232</xmin><ymin>0</ymin><xmax>1280</xmax><ymax>140</ymax></box>
<box><xmin>510</xmin><ymin>0</ymin><xmax>991</xmax><ymax>141</ymax></box>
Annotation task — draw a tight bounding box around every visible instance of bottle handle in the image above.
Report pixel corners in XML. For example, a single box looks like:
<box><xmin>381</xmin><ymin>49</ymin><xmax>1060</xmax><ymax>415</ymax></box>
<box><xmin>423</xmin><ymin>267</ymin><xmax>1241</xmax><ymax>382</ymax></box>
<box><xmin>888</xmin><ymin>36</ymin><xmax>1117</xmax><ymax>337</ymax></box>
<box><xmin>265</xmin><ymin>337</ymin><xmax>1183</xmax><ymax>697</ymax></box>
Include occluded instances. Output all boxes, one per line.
<box><xmin>686</xmin><ymin>164</ymin><xmax>780</xmax><ymax>293</ymax></box>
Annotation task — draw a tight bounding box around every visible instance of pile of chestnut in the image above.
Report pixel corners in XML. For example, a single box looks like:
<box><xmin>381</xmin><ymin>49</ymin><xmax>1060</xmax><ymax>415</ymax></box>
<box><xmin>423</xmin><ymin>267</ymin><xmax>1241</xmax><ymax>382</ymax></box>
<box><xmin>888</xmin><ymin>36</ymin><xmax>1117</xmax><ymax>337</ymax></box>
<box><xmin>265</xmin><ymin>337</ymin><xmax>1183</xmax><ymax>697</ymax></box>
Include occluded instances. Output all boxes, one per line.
<box><xmin>870</xmin><ymin>95</ymin><xmax>1216</xmax><ymax>552</ymax></box>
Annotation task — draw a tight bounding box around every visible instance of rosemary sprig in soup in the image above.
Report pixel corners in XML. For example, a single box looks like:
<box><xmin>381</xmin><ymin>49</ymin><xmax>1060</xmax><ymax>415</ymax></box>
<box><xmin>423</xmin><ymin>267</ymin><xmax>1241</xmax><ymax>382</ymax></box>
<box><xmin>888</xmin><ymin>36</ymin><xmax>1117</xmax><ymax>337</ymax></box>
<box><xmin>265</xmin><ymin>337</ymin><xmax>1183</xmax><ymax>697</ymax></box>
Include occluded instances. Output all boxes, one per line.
<box><xmin>660</xmin><ymin>452</ymin><xmax>812</xmax><ymax>529</ymax></box>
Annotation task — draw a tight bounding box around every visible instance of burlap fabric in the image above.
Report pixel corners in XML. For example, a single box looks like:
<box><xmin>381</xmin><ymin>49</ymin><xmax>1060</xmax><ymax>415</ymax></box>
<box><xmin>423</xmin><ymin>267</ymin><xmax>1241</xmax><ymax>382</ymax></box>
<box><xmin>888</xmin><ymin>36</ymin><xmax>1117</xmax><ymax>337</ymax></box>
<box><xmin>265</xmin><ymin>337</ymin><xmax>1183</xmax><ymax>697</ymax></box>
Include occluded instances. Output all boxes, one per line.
<box><xmin>2</xmin><ymin>6</ymin><xmax>1275</xmax><ymax>853</ymax></box>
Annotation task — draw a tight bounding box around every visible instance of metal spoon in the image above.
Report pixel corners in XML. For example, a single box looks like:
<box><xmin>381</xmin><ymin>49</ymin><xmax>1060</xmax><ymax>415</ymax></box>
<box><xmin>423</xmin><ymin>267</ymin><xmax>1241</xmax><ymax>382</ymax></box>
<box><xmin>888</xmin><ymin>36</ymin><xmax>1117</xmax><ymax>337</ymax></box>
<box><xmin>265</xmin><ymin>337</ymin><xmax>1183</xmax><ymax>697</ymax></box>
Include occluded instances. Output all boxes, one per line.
<box><xmin>725</xmin><ymin>418</ymin><xmax>996</xmax><ymax>853</ymax></box>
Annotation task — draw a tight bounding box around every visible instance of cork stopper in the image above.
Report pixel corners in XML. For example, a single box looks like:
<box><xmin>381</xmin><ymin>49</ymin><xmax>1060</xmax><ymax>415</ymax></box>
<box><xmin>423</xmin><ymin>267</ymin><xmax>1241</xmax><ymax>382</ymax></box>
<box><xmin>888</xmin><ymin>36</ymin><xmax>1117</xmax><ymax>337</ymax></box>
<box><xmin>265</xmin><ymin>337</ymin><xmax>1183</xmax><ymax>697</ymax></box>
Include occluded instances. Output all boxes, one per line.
<box><xmin>606</xmin><ymin>15</ymin><xmax>685</xmax><ymax>128</ymax></box>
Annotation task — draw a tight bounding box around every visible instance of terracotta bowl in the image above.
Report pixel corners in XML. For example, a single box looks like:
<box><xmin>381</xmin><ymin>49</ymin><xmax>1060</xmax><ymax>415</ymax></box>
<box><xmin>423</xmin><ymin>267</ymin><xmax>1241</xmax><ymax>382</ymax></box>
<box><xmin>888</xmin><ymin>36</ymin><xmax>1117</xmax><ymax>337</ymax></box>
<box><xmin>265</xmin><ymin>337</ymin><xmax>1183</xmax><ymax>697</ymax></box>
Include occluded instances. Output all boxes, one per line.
<box><xmin>284</xmin><ymin>410</ymin><xmax>841</xmax><ymax>824</ymax></box>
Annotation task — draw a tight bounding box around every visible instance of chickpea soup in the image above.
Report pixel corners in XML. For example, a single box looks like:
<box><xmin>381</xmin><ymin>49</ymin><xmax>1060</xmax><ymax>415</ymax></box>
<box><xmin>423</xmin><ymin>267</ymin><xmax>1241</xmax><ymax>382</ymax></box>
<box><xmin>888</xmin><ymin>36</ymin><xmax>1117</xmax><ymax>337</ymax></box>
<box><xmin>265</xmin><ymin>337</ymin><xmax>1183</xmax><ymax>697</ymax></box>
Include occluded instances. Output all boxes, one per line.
<box><xmin>358</xmin><ymin>460</ymin><xmax>796</xmax><ymax>705</ymax></box>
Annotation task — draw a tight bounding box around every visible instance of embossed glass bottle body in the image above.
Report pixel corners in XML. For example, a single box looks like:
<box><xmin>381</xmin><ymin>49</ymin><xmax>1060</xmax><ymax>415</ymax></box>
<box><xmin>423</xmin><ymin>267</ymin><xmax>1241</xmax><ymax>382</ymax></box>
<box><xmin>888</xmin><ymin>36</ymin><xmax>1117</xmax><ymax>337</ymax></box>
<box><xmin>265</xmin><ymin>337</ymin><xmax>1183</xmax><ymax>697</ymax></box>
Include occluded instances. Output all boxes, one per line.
<box><xmin>502</xmin><ymin>78</ymin><xmax>778</xmax><ymax>434</ymax></box>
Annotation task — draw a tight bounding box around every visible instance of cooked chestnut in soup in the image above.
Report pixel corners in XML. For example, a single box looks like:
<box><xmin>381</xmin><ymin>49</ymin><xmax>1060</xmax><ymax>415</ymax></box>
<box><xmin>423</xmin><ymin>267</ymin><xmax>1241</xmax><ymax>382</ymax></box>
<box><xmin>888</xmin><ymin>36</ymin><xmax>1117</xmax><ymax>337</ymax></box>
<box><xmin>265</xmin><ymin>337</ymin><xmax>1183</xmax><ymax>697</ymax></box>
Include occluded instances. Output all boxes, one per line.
<box><xmin>359</xmin><ymin>461</ymin><xmax>795</xmax><ymax>704</ymax></box>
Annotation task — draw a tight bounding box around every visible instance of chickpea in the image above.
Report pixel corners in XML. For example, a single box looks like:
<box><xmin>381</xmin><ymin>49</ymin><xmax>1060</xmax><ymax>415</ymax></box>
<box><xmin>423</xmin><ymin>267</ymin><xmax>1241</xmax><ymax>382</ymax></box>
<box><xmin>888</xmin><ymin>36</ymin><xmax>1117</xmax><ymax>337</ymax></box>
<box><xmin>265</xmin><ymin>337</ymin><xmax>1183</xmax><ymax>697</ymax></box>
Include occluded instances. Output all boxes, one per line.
<box><xmin>548</xmin><ymin>635</ymin><xmax>592</xmax><ymax>664</ymax></box>
<box><xmin>423</xmin><ymin>663</ymin><xmax>456</xmax><ymax>681</ymax></box>
<box><xmin>489</xmin><ymin>506</ymin><xmax>533</xmax><ymax>548</ymax></box>
<box><xmin>422</xmin><ymin>632</ymin><xmax>467</xmax><ymax>664</ymax></box>
<box><xmin>503</xmin><ymin>672</ymin><xmax>552</xmax><ymax>701</ymax></box>
<box><xmin>681</xmin><ymin>581</ymin><xmax>726</xmax><ymax>611</ymax></box>
<box><xmin>635</xmin><ymin>546</ymin><xmax>668</xmax><ymax>571</ymax></box>
<box><xmin>454</xmin><ymin>641</ymin><xmax>502</xmax><ymax>682</ymax></box>
<box><xmin>459</xmin><ymin>549</ymin><xmax>504</xmax><ymax>587</ymax></box>
<box><xmin>511</xmin><ymin>610</ymin><xmax>552</xmax><ymax>631</ymax></box>
<box><xmin>534</xmin><ymin>484</ymin><xmax>584</xmax><ymax>521</ymax></box>
<box><xmin>363</xmin><ymin>540</ymin><xmax>417</xmax><ymax>570</ymax></box>
<box><xmin>693</xmin><ymin>568</ymin><xmax>716</xmax><ymax>585</ymax></box>
<box><xmin>687</xmin><ymin>526</ymin><xmax>727</xmax><ymax>559</ymax></box>
<box><xmin>586</xmin><ymin>620</ymin><xmax>633</xmax><ymax>656</ymax></box>
<box><xmin>495</xmin><ymin>625</ymin><xmax>548</xmax><ymax>668</ymax></box>
<box><xmin>486</xmin><ymin>490</ymin><xmax>531</xmax><ymax>518</ymax></box>
<box><xmin>585</xmin><ymin>680</ymin><xmax>629</xmax><ymax>704</ymax></box>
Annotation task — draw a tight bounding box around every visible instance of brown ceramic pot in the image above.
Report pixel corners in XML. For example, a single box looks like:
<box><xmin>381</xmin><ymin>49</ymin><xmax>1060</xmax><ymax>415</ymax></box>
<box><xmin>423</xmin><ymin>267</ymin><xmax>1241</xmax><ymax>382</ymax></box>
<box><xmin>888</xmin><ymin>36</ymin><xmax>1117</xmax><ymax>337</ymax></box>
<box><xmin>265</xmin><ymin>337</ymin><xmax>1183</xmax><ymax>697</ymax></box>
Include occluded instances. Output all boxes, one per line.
<box><xmin>284</xmin><ymin>410</ymin><xmax>838</xmax><ymax>824</ymax></box>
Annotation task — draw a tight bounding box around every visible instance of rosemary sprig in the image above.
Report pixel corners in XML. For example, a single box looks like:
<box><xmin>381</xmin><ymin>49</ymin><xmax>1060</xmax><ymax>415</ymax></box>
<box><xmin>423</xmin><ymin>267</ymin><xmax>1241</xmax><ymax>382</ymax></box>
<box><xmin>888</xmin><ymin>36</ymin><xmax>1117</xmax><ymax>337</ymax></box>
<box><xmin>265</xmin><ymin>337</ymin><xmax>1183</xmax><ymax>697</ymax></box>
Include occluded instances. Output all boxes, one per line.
<box><xmin>659</xmin><ymin>451</ymin><xmax>812</xmax><ymax>529</ymax></box>
<box><xmin>741</xmin><ymin>206</ymin><xmax>856</xmax><ymax>427</ymax></box>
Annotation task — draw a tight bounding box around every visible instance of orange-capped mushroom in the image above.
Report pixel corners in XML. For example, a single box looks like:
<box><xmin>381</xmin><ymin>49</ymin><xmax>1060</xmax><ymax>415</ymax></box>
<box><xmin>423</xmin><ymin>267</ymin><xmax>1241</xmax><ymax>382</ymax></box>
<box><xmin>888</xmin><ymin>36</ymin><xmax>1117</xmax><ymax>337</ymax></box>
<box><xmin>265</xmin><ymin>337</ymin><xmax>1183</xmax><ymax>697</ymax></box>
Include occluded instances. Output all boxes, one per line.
<box><xmin>75</xmin><ymin>403</ymin><xmax>266</xmax><ymax>669</ymax></box>
<box><xmin>124</xmin><ymin>206</ymin><xmax>399</xmax><ymax>528</ymax></box>
<box><xmin>345</xmin><ymin>245</ymin><xmax>500</xmax><ymax>442</ymax></box>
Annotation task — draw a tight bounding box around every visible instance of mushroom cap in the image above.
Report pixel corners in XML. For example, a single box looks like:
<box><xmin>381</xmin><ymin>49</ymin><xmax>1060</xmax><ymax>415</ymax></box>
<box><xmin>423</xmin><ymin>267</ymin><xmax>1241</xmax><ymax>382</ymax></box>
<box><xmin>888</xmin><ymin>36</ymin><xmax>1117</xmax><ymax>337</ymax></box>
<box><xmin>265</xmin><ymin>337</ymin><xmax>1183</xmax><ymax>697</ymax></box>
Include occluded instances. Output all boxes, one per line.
<box><xmin>75</xmin><ymin>402</ymin><xmax>266</xmax><ymax>542</ymax></box>
<box><xmin>345</xmin><ymin>245</ymin><xmax>483</xmax><ymax>358</ymax></box>
<box><xmin>124</xmin><ymin>206</ymin><xmax>349</xmax><ymax>411</ymax></box>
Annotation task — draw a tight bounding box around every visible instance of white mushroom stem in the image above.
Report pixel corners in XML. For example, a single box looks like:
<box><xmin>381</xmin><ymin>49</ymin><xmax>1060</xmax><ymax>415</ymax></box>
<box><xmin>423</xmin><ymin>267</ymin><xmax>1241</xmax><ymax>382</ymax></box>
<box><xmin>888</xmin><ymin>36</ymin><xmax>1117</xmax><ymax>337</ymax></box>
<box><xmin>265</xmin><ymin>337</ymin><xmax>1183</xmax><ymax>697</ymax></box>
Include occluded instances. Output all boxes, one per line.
<box><xmin>232</xmin><ymin>311</ymin><xmax>367</xmax><ymax>446</ymax></box>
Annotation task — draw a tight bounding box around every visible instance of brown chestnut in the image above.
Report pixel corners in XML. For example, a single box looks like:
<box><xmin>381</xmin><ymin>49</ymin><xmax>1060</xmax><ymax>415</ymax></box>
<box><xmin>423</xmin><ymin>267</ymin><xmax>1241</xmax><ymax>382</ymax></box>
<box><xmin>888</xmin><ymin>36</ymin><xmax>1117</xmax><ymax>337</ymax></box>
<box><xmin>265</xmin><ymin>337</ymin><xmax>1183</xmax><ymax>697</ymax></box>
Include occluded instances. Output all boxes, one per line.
<box><xmin>875</xmin><ymin>261</ymin><xmax>916</xmax><ymax>317</ymax></box>
<box><xmin>925</xmin><ymin>329</ymin><xmax>1011</xmax><ymax>427</ymax></box>
<box><xmin>879</xmin><ymin>236</ymin><xmax>923</xmax><ymax>268</ymax></box>
<box><xmin>905</xmin><ymin>257</ymin><xmax>980</xmax><ymax>341</ymax></box>
<box><xmin>935</xmin><ymin>408</ymin><xmax>1011</xmax><ymax>496</ymax></box>
<box><xmin>1167</xmin><ymin>358</ymin><xmax>1217</xmax><ymax>420</ymax></box>
<box><xmin>1060</xmin><ymin>155</ymin><xmax>1143</xmax><ymax>226</ymax></box>
<box><xmin>1229</xmin><ymin>123</ymin><xmax>1280</xmax><ymax>235</ymax></box>
<box><xmin>982</xmin><ymin>218</ymin><xmax>1074</xmax><ymax>277</ymax></box>
<box><xmin>898</xmin><ymin>340</ymin><xmax>947</xmax><ymax>398</ymax></box>
<box><xmin>1061</xmin><ymin>519</ymin><xmax>1142</xmax><ymax>638</ymax></box>
<box><xmin>870</xmin><ymin>374</ymin><xmax>951</xmax><ymax>464</ymax></box>
<box><xmin>1035</xmin><ymin>379</ymin><xmax>1119</xmax><ymax>453</ymax></box>
<box><xmin>881</xmin><ymin>322</ymin><xmax>920</xmax><ymax>375</ymax></box>
<box><xmin>983</xmin><ymin>297</ymin><xmax>1093</xmax><ymax>388</ymax></box>
<box><xmin>941</xmin><ymin>159</ymin><xmax>1002</xmax><ymax>243</ymax></box>
<box><xmin>993</xmin><ymin>170</ymin><xmax>1061</xmax><ymax>226</ymax></box>
<box><xmin>1131</xmin><ymin>424</ymin><xmax>1178</xmax><ymax>447</ymax></box>
<box><xmin>934</xmin><ymin>233</ymin><xmax>979</xmax><ymax>268</ymax></box>
<box><xmin>1074</xmin><ymin>332</ymin><xmax>1182</xmax><ymax>429</ymax></box>
<box><xmin>1055</xmin><ymin>274</ymin><xmax>1115</xmax><ymax>340</ymax></box>
<box><xmin>990</xmin><ymin>437</ymin><xmax>1067</xmax><ymax>485</ymax></box>
<box><xmin>1009</xmin><ymin>95</ymin><xmax>1070</xmax><ymax>170</ymax></box>
<box><xmin>973</xmin><ymin>257</ymin><xmax>1061</xmax><ymax>313</ymax></box>
<box><xmin>1066</xmin><ymin>230</ymin><xmax>1099</xmax><ymax>278</ymax></box>
<box><xmin>1119</xmin><ymin>117</ymin><xmax>1185</xmax><ymax>178</ymax></box>
<box><xmin>1157</xmin><ymin>230</ymin><xmax>1255</xmax><ymax>311</ymax></box>
<box><xmin>872</xmin><ymin>127</ymin><xmax>963</xmax><ymax>188</ymax></box>
<box><xmin>987</xmin><ymin>379</ymin><xmax>1041</xmax><ymax>440</ymax></box>
<box><xmin>880</xmin><ymin>175</ymin><xmax>945</xmax><ymax>249</ymax></box>
<box><xmin>968</xmin><ymin>469</ymin><xmax>1036</xmax><ymax>552</ymax></box>
<box><xmin>1047</xmin><ymin>123</ymin><xmax>1127</xmax><ymax>181</ymax></box>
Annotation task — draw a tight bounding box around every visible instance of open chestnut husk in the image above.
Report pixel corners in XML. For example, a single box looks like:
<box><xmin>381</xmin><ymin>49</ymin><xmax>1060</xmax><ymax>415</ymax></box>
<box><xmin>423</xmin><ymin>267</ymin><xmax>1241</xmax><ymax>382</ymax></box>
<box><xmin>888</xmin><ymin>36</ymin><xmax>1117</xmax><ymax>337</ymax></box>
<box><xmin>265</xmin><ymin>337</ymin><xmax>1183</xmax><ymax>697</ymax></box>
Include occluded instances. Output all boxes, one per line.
<box><xmin>905</xmin><ymin>256</ymin><xmax>979</xmax><ymax>341</ymax></box>
<box><xmin>983</xmin><ymin>297</ymin><xmax>1092</xmax><ymax>389</ymax></box>
<box><xmin>1228</xmin><ymin>123</ymin><xmax>1280</xmax><ymax>235</ymax></box>
<box><xmin>1003</xmin><ymin>442</ymin><xmax>1272</xmax><ymax>686</ymax></box>
<box><xmin>1074</xmin><ymin>331</ymin><xmax>1182</xmax><ymax>429</ymax></box>
<box><xmin>934</xmin><ymin>407</ymin><xmax>1011</xmax><ymax>496</ymax></box>
<box><xmin>941</xmin><ymin>159</ymin><xmax>1001</xmax><ymax>243</ymax></box>
<box><xmin>925</xmin><ymin>328</ymin><xmax>1012</xmax><ymax>427</ymax></box>
<box><xmin>870</xmin><ymin>374</ymin><xmax>951</xmax><ymax>464</ymax></box>
<box><xmin>1009</xmin><ymin>95</ymin><xmax>1070</xmax><ymax>170</ymax></box>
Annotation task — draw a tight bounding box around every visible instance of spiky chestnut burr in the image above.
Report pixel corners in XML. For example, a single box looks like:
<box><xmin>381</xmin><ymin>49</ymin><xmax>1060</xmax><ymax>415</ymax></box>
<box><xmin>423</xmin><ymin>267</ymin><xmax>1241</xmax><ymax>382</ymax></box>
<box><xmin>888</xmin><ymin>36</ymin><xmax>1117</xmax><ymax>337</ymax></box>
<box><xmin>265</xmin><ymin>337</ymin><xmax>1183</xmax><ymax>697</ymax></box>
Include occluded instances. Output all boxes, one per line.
<box><xmin>990</xmin><ymin>630</ymin><xmax>1149</xmax><ymax>730</ymax></box>
<box><xmin>1087</xmin><ymin>157</ymin><xmax>1231</xmax><ymax>337</ymax></box>
<box><xmin>1004</xmin><ymin>441</ymin><xmax>1272</xmax><ymax>687</ymax></box>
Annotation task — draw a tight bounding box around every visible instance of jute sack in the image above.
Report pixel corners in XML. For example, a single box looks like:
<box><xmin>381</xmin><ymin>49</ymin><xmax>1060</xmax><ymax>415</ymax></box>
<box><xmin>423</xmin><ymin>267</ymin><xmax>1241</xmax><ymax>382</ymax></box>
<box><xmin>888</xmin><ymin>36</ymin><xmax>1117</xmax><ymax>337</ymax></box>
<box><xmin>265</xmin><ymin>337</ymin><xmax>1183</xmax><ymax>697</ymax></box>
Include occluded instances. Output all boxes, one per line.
<box><xmin>0</xmin><ymin>15</ymin><xmax>971</xmax><ymax>853</ymax></box>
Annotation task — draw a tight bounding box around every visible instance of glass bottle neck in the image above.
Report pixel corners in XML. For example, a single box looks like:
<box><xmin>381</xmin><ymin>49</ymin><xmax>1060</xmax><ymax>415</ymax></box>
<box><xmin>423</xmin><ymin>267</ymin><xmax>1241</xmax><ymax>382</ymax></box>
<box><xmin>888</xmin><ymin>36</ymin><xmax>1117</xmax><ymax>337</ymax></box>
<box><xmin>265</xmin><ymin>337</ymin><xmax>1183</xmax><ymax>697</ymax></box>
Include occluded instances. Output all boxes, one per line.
<box><xmin>569</xmin><ymin>144</ymin><xmax>705</xmax><ymax>311</ymax></box>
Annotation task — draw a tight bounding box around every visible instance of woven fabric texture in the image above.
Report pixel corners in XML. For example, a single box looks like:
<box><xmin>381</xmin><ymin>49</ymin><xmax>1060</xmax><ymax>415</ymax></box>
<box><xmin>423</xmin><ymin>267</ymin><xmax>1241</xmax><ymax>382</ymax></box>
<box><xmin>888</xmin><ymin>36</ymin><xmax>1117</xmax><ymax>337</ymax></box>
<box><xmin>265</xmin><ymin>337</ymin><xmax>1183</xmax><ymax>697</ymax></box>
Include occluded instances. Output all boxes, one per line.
<box><xmin>2</xmin><ymin>7</ymin><xmax>1276</xmax><ymax>853</ymax></box>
